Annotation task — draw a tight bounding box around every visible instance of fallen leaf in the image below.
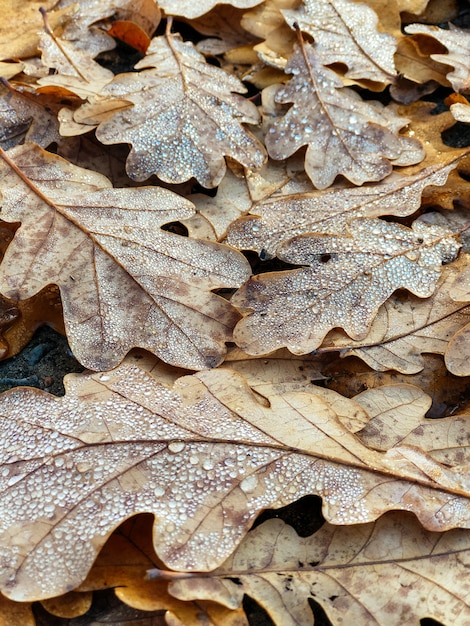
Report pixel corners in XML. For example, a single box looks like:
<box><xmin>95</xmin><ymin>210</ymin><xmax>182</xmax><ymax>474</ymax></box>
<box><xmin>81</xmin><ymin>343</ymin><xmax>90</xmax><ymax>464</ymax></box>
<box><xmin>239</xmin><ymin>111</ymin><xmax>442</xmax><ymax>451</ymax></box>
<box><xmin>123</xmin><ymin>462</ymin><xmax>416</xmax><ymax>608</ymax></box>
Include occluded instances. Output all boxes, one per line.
<box><xmin>0</xmin><ymin>143</ymin><xmax>250</xmax><ymax>370</ymax></box>
<box><xmin>320</xmin><ymin>254</ymin><xmax>470</xmax><ymax>374</ymax></box>
<box><xmin>83</xmin><ymin>28</ymin><xmax>266</xmax><ymax>187</ymax></box>
<box><xmin>37</xmin><ymin>31</ymin><xmax>114</xmax><ymax>99</ymax></box>
<box><xmin>0</xmin><ymin>85</ymin><xmax>61</xmax><ymax>150</ymax></box>
<box><xmin>157</xmin><ymin>0</ymin><xmax>264</xmax><ymax>19</ymax></box>
<box><xmin>282</xmin><ymin>0</ymin><xmax>398</xmax><ymax>84</ymax></box>
<box><xmin>232</xmin><ymin>218</ymin><xmax>460</xmax><ymax>355</ymax></box>
<box><xmin>405</xmin><ymin>23</ymin><xmax>470</xmax><ymax>93</ymax></box>
<box><xmin>168</xmin><ymin>513</ymin><xmax>470</xmax><ymax>626</ymax></box>
<box><xmin>0</xmin><ymin>2</ymin><xmax>72</xmax><ymax>61</ymax></box>
<box><xmin>4</xmin><ymin>362</ymin><xmax>470</xmax><ymax>600</ymax></box>
<box><xmin>226</xmin><ymin>158</ymin><xmax>459</xmax><ymax>257</ymax></box>
<box><xmin>265</xmin><ymin>42</ymin><xmax>424</xmax><ymax>189</ymax></box>
<box><xmin>40</xmin><ymin>591</ymin><xmax>92</xmax><ymax>618</ymax></box>
<box><xmin>353</xmin><ymin>384</ymin><xmax>470</xmax><ymax>466</ymax></box>
<box><xmin>77</xmin><ymin>514</ymin><xmax>246</xmax><ymax>625</ymax></box>
<box><xmin>0</xmin><ymin>594</ymin><xmax>34</xmax><ymax>626</ymax></box>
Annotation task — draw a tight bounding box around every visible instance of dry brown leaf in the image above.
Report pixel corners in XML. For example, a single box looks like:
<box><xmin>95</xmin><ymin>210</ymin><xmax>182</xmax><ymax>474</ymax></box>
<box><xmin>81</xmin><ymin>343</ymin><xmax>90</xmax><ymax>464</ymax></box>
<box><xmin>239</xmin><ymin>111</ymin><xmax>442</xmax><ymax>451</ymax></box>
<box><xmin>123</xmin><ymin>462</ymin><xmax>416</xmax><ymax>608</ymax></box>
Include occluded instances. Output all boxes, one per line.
<box><xmin>405</xmin><ymin>23</ymin><xmax>470</xmax><ymax>93</ymax></box>
<box><xmin>0</xmin><ymin>143</ymin><xmax>250</xmax><ymax>371</ymax></box>
<box><xmin>394</xmin><ymin>35</ymin><xmax>450</xmax><ymax>91</ymax></box>
<box><xmin>37</xmin><ymin>31</ymin><xmax>114</xmax><ymax>99</ymax></box>
<box><xmin>0</xmin><ymin>1</ymin><xmax>73</xmax><ymax>61</ymax></box>
<box><xmin>40</xmin><ymin>591</ymin><xmax>92</xmax><ymax>618</ymax></box>
<box><xmin>320</xmin><ymin>254</ymin><xmax>470</xmax><ymax>374</ymax></box>
<box><xmin>0</xmin><ymin>594</ymin><xmax>34</xmax><ymax>626</ymax></box>
<box><xmin>168</xmin><ymin>513</ymin><xmax>470</xmax><ymax>626</ymax></box>
<box><xmin>55</xmin><ymin>0</ymin><xmax>118</xmax><ymax>58</ymax></box>
<box><xmin>282</xmin><ymin>0</ymin><xmax>398</xmax><ymax>84</ymax></box>
<box><xmin>233</xmin><ymin>218</ymin><xmax>460</xmax><ymax>355</ymax></box>
<box><xmin>0</xmin><ymin>86</ymin><xmax>61</xmax><ymax>150</ymax></box>
<box><xmin>265</xmin><ymin>42</ymin><xmax>424</xmax><ymax>189</ymax></box>
<box><xmin>187</xmin><ymin>5</ymin><xmax>257</xmax><ymax>56</ymax></box>
<box><xmin>76</xmin><ymin>514</ymin><xmax>247</xmax><ymax>625</ymax></box>
<box><xmin>6</xmin><ymin>362</ymin><xmax>470</xmax><ymax>601</ymax></box>
<box><xmin>157</xmin><ymin>0</ymin><xmax>263</xmax><ymax>19</ymax></box>
<box><xmin>81</xmin><ymin>29</ymin><xmax>266</xmax><ymax>187</ymax></box>
<box><xmin>353</xmin><ymin>384</ymin><xmax>470</xmax><ymax>467</ymax></box>
<box><xmin>226</xmin><ymin>158</ymin><xmax>459</xmax><ymax>257</ymax></box>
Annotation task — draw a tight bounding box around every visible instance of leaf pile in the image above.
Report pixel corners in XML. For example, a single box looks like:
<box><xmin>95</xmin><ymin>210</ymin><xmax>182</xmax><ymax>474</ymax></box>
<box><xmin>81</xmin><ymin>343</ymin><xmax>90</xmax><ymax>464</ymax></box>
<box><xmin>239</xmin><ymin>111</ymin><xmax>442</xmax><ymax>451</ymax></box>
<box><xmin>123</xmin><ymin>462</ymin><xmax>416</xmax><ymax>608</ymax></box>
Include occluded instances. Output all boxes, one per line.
<box><xmin>2</xmin><ymin>1</ymin><xmax>470</xmax><ymax>625</ymax></box>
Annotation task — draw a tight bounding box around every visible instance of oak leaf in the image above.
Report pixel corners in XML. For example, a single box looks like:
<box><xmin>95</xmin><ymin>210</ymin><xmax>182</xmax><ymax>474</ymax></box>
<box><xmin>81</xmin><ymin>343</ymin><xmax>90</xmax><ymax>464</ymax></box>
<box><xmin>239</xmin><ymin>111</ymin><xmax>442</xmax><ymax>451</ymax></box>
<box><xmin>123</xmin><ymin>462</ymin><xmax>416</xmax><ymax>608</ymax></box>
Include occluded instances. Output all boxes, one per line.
<box><xmin>0</xmin><ymin>86</ymin><xmax>61</xmax><ymax>150</ymax></box>
<box><xmin>0</xmin><ymin>143</ymin><xmax>250</xmax><ymax>370</ymax></box>
<box><xmin>282</xmin><ymin>0</ymin><xmax>397</xmax><ymax>84</ymax></box>
<box><xmin>0</xmin><ymin>1</ymin><xmax>73</xmax><ymax>61</ymax></box>
<box><xmin>81</xmin><ymin>30</ymin><xmax>266</xmax><ymax>187</ymax></box>
<box><xmin>37</xmin><ymin>31</ymin><xmax>115</xmax><ymax>99</ymax></box>
<box><xmin>354</xmin><ymin>384</ymin><xmax>470</xmax><ymax>466</ymax></box>
<box><xmin>76</xmin><ymin>514</ymin><xmax>246</xmax><ymax>625</ymax></box>
<box><xmin>405</xmin><ymin>23</ymin><xmax>470</xmax><ymax>93</ymax></box>
<box><xmin>5</xmin><ymin>362</ymin><xmax>470</xmax><ymax>600</ymax></box>
<box><xmin>320</xmin><ymin>255</ymin><xmax>470</xmax><ymax>374</ymax></box>
<box><xmin>227</xmin><ymin>159</ymin><xmax>459</xmax><ymax>257</ymax></box>
<box><xmin>265</xmin><ymin>42</ymin><xmax>424</xmax><ymax>189</ymax></box>
<box><xmin>232</xmin><ymin>218</ymin><xmax>460</xmax><ymax>354</ymax></box>
<box><xmin>168</xmin><ymin>512</ymin><xmax>470</xmax><ymax>626</ymax></box>
<box><xmin>157</xmin><ymin>0</ymin><xmax>263</xmax><ymax>19</ymax></box>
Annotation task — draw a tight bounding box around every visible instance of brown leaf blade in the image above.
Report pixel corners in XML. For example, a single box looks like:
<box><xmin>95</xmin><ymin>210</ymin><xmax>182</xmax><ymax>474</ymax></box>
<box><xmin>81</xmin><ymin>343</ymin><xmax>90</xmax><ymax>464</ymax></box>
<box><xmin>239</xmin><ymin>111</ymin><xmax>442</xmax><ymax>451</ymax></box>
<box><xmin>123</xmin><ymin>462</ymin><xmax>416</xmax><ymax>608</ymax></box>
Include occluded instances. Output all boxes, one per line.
<box><xmin>3</xmin><ymin>363</ymin><xmax>470</xmax><ymax>600</ymax></box>
<box><xmin>226</xmin><ymin>160</ymin><xmax>458</xmax><ymax>257</ymax></box>
<box><xmin>321</xmin><ymin>254</ymin><xmax>470</xmax><ymax>374</ymax></box>
<box><xmin>0</xmin><ymin>143</ymin><xmax>250</xmax><ymax>370</ymax></box>
<box><xmin>90</xmin><ymin>32</ymin><xmax>266</xmax><ymax>187</ymax></box>
<box><xmin>169</xmin><ymin>513</ymin><xmax>470</xmax><ymax>626</ymax></box>
<box><xmin>282</xmin><ymin>0</ymin><xmax>398</xmax><ymax>83</ymax></box>
<box><xmin>232</xmin><ymin>218</ymin><xmax>460</xmax><ymax>354</ymax></box>
<box><xmin>265</xmin><ymin>43</ymin><xmax>424</xmax><ymax>189</ymax></box>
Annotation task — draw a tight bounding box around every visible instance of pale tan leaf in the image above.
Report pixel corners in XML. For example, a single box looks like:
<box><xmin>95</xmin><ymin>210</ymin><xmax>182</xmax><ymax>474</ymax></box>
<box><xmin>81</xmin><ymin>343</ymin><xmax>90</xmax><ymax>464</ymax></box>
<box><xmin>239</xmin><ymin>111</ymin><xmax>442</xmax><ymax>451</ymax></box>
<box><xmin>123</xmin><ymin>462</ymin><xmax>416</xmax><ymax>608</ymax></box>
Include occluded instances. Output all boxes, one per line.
<box><xmin>396</xmin><ymin>0</ymin><xmax>429</xmax><ymax>13</ymax></box>
<box><xmin>84</xmin><ymin>31</ymin><xmax>266</xmax><ymax>187</ymax></box>
<box><xmin>76</xmin><ymin>515</ymin><xmax>246</xmax><ymax>625</ymax></box>
<box><xmin>6</xmin><ymin>363</ymin><xmax>470</xmax><ymax>601</ymax></box>
<box><xmin>232</xmin><ymin>218</ymin><xmax>460</xmax><ymax>354</ymax></box>
<box><xmin>55</xmin><ymin>0</ymin><xmax>118</xmax><ymax>58</ymax></box>
<box><xmin>450</xmin><ymin>101</ymin><xmax>470</xmax><ymax>124</ymax></box>
<box><xmin>320</xmin><ymin>255</ymin><xmax>470</xmax><ymax>374</ymax></box>
<box><xmin>394</xmin><ymin>35</ymin><xmax>450</xmax><ymax>90</ymax></box>
<box><xmin>282</xmin><ymin>0</ymin><xmax>397</xmax><ymax>84</ymax></box>
<box><xmin>157</xmin><ymin>0</ymin><xmax>263</xmax><ymax>19</ymax></box>
<box><xmin>0</xmin><ymin>143</ymin><xmax>250</xmax><ymax>370</ymax></box>
<box><xmin>227</xmin><ymin>159</ymin><xmax>459</xmax><ymax>257</ymax></box>
<box><xmin>265</xmin><ymin>43</ymin><xmax>424</xmax><ymax>189</ymax></box>
<box><xmin>37</xmin><ymin>32</ymin><xmax>114</xmax><ymax>99</ymax></box>
<box><xmin>354</xmin><ymin>384</ymin><xmax>470</xmax><ymax>467</ymax></box>
<box><xmin>185</xmin><ymin>156</ymin><xmax>310</xmax><ymax>241</ymax></box>
<box><xmin>183</xmin><ymin>164</ymin><xmax>252</xmax><ymax>241</ymax></box>
<box><xmin>168</xmin><ymin>513</ymin><xmax>470</xmax><ymax>626</ymax></box>
<box><xmin>0</xmin><ymin>62</ymin><xmax>24</xmax><ymax>80</ymax></box>
<box><xmin>187</xmin><ymin>5</ymin><xmax>257</xmax><ymax>56</ymax></box>
<box><xmin>405</xmin><ymin>23</ymin><xmax>470</xmax><ymax>93</ymax></box>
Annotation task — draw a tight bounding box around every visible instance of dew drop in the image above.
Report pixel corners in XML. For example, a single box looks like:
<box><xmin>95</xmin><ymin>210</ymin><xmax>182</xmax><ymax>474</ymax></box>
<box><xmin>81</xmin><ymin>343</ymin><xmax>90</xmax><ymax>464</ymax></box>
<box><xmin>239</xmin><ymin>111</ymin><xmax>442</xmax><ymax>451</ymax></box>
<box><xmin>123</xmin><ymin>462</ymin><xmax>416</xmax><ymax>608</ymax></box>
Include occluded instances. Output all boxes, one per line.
<box><xmin>168</xmin><ymin>441</ymin><xmax>186</xmax><ymax>453</ymax></box>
